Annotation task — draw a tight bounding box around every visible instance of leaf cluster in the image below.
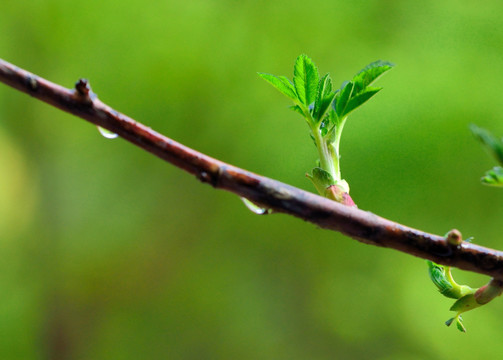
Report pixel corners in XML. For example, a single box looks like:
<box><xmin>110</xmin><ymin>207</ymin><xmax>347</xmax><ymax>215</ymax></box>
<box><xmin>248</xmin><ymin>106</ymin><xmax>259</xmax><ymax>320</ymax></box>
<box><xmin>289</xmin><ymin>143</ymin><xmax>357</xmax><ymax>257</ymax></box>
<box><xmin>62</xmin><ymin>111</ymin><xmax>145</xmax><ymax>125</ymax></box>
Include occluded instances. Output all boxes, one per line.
<box><xmin>258</xmin><ymin>55</ymin><xmax>393</xmax><ymax>132</ymax></box>
<box><xmin>470</xmin><ymin>124</ymin><xmax>503</xmax><ymax>187</ymax></box>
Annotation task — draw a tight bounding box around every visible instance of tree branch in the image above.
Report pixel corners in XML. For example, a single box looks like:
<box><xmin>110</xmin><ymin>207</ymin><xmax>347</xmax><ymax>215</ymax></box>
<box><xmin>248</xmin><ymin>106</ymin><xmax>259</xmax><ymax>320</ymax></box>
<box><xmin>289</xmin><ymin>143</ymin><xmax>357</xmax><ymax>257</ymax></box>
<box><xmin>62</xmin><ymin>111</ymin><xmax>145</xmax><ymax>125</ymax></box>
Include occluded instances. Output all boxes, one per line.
<box><xmin>2</xmin><ymin>57</ymin><xmax>503</xmax><ymax>280</ymax></box>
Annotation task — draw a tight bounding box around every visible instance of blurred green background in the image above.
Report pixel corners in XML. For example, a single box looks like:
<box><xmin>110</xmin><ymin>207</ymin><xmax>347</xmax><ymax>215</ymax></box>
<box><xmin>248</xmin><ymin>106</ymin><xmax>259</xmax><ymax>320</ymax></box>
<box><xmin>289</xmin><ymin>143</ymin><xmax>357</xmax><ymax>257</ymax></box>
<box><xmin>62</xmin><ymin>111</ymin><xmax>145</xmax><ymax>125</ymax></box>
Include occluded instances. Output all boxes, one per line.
<box><xmin>1</xmin><ymin>0</ymin><xmax>503</xmax><ymax>359</ymax></box>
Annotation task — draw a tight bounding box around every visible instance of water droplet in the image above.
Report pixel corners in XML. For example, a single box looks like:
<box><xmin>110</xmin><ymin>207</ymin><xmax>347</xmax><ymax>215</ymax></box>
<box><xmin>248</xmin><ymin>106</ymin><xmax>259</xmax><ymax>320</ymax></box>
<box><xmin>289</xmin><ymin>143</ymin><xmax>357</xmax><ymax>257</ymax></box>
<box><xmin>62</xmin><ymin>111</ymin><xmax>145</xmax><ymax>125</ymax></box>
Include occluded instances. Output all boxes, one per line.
<box><xmin>97</xmin><ymin>126</ymin><xmax>118</xmax><ymax>139</ymax></box>
<box><xmin>240</xmin><ymin>197</ymin><xmax>271</xmax><ymax>215</ymax></box>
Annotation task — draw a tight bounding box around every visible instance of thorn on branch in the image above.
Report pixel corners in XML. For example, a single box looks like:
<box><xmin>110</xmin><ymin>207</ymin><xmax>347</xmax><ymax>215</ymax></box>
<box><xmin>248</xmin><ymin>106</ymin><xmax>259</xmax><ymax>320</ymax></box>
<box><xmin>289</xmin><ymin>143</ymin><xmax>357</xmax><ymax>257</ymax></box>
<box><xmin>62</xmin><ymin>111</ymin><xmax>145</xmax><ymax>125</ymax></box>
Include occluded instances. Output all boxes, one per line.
<box><xmin>196</xmin><ymin>170</ymin><xmax>219</xmax><ymax>187</ymax></box>
<box><xmin>75</xmin><ymin>78</ymin><xmax>90</xmax><ymax>95</ymax></box>
<box><xmin>26</xmin><ymin>74</ymin><xmax>39</xmax><ymax>92</ymax></box>
<box><xmin>74</xmin><ymin>78</ymin><xmax>96</xmax><ymax>103</ymax></box>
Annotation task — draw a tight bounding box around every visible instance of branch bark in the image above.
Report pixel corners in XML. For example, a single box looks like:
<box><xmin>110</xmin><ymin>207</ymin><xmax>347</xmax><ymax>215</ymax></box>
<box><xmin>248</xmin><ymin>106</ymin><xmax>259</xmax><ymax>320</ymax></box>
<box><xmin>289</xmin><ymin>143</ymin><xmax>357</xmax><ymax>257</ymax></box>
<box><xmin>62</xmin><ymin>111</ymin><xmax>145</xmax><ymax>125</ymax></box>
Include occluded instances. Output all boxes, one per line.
<box><xmin>2</xmin><ymin>57</ymin><xmax>503</xmax><ymax>280</ymax></box>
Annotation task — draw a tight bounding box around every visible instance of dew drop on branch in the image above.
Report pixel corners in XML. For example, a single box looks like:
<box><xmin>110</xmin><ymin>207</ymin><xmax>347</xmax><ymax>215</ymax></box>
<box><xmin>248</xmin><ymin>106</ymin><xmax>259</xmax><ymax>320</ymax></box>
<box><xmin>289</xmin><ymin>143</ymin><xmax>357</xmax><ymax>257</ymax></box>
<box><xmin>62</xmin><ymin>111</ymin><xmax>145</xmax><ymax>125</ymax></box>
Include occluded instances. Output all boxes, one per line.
<box><xmin>97</xmin><ymin>126</ymin><xmax>118</xmax><ymax>139</ymax></box>
<box><xmin>240</xmin><ymin>197</ymin><xmax>271</xmax><ymax>215</ymax></box>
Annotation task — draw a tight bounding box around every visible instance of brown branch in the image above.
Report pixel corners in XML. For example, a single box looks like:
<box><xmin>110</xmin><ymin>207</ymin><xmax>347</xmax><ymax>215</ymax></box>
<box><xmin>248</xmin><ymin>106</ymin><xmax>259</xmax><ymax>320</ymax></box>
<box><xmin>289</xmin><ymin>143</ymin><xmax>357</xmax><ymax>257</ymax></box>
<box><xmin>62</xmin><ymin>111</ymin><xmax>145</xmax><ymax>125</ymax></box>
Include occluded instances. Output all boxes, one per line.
<box><xmin>2</xmin><ymin>57</ymin><xmax>503</xmax><ymax>280</ymax></box>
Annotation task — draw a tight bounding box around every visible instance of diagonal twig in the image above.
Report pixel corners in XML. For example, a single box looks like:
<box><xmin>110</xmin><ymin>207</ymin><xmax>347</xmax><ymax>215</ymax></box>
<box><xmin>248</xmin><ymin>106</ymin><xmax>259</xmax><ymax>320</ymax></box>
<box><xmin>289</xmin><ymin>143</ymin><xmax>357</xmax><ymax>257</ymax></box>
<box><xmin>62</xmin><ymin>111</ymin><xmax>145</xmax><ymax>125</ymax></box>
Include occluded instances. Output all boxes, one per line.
<box><xmin>1</xmin><ymin>57</ymin><xmax>503</xmax><ymax>280</ymax></box>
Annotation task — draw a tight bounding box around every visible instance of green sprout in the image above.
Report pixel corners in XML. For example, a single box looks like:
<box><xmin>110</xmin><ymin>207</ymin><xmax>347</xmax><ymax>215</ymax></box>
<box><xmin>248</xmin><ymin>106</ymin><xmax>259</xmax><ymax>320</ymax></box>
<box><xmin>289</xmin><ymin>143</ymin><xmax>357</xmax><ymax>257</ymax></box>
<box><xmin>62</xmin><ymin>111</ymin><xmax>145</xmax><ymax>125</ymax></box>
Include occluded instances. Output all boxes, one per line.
<box><xmin>427</xmin><ymin>260</ymin><xmax>476</xmax><ymax>332</ymax></box>
<box><xmin>427</xmin><ymin>233</ymin><xmax>503</xmax><ymax>332</ymax></box>
<box><xmin>470</xmin><ymin>124</ymin><xmax>503</xmax><ymax>187</ymax></box>
<box><xmin>259</xmin><ymin>55</ymin><xmax>393</xmax><ymax>205</ymax></box>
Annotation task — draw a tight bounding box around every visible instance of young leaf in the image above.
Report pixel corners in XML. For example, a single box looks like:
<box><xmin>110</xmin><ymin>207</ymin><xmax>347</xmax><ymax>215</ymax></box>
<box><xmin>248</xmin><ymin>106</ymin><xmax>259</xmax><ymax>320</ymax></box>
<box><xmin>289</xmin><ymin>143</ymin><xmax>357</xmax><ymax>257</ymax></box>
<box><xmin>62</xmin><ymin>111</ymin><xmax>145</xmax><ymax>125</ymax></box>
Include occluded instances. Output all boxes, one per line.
<box><xmin>470</xmin><ymin>124</ymin><xmax>503</xmax><ymax>166</ymax></box>
<box><xmin>481</xmin><ymin>166</ymin><xmax>503</xmax><ymax>186</ymax></box>
<box><xmin>427</xmin><ymin>261</ymin><xmax>457</xmax><ymax>299</ymax></box>
<box><xmin>258</xmin><ymin>73</ymin><xmax>298</xmax><ymax>102</ymax></box>
<box><xmin>455</xmin><ymin>317</ymin><xmax>466</xmax><ymax>333</ymax></box>
<box><xmin>313</xmin><ymin>74</ymin><xmax>336</xmax><ymax>122</ymax></box>
<box><xmin>327</xmin><ymin>107</ymin><xmax>338</xmax><ymax>127</ymax></box>
<box><xmin>339</xmin><ymin>87</ymin><xmax>381</xmax><ymax>118</ymax></box>
<box><xmin>293</xmin><ymin>54</ymin><xmax>319</xmax><ymax>107</ymax></box>
<box><xmin>352</xmin><ymin>60</ymin><xmax>394</xmax><ymax>94</ymax></box>
<box><xmin>317</xmin><ymin>74</ymin><xmax>332</xmax><ymax>98</ymax></box>
<box><xmin>335</xmin><ymin>81</ymin><xmax>354</xmax><ymax>117</ymax></box>
<box><xmin>324</xmin><ymin>123</ymin><xmax>337</xmax><ymax>143</ymax></box>
<box><xmin>426</xmin><ymin>261</ymin><xmax>475</xmax><ymax>299</ymax></box>
<box><xmin>306</xmin><ymin>167</ymin><xmax>336</xmax><ymax>196</ymax></box>
<box><xmin>450</xmin><ymin>294</ymin><xmax>482</xmax><ymax>314</ymax></box>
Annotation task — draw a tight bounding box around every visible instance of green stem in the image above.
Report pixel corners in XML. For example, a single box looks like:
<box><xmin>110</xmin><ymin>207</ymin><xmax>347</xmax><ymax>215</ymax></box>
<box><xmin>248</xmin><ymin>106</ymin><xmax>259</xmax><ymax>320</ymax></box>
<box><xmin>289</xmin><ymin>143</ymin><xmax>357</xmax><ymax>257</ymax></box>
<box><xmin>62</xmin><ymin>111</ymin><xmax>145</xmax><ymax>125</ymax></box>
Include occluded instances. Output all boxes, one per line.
<box><xmin>303</xmin><ymin>107</ymin><xmax>338</xmax><ymax>181</ymax></box>
<box><xmin>331</xmin><ymin>117</ymin><xmax>347</xmax><ymax>181</ymax></box>
<box><xmin>444</xmin><ymin>267</ymin><xmax>458</xmax><ymax>288</ymax></box>
<box><xmin>312</xmin><ymin>124</ymin><xmax>336</xmax><ymax>180</ymax></box>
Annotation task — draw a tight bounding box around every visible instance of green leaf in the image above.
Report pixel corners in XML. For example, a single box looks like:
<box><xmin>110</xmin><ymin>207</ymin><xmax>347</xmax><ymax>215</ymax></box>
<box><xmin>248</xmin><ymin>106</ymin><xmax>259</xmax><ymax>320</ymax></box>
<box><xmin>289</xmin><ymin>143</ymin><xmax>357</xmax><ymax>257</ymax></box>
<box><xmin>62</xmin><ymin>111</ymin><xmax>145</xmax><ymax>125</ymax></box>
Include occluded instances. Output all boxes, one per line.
<box><xmin>313</xmin><ymin>74</ymin><xmax>336</xmax><ymax>123</ymax></box>
<box><xmin>258</xmin><ymin>73</ymin><xmax>298</xmax><ymax>102</ymax></box>
<box><xmin>445</xmin><ymin>318</ymin><xmax>455</xmax><ymax>327</ymax></box>
<box><xmin>426</xmin><ymin>261</ymin><xmax>475</xmax><ymax>299</ymax></box>
<box><xmin>470</xmin><ymin>124</ymin><xmax>503</xmax><ymax>166</ymax></box>
<box><xmin>481</xmin><ymin>166</ymin><xmax>503</xmax><ymax>186</ymax></box>
<box><xmin>327</xmin><ymin>107</ymin><xmax>338</xmax><ymax>127</ymax></box>
<box><xmin>352</xmin><ymin>60</ymin><xmax>394</xmax><ymax>94</ymax></box>
<box><xmin>427</xmin><ymin>261</ymin><xmax>457</xmax><ymax>299</ymax></box>
<box><xmin>306</xmin><ymin>167</ymin><xmax>335</xmax><ymax>196</ymax></box>
<box><xmin>335</xmin><ymin>81</ymin><xmax>354</xmax><ymax>117</ymax></box>
<box><xmin>293</xmin><ymin>54</ymin><xmax>319</xmax><ymax>107</ymax></box>
<box><xmin>333</xmin><ymin>60</ymin><xmax>394</xmax><ymax>118</ymax></box>
<box><xmin>450</xmin><ymin>294</ymin><xmax>481</xmax><ymax>314</ymax></box>
<box><xmin>455</xmin><ymin>317</ymin><xmax>466</xmax><ymax>333</ymax></box>
<box><xmin>324</xmin><ymin>123</ymin><xmax>337</xmax><ymax>143</ymax></box>
<box><xmin>340</xmin><ymin>87</ymin><xmax>382</xmax><ymax>118</ymax></box>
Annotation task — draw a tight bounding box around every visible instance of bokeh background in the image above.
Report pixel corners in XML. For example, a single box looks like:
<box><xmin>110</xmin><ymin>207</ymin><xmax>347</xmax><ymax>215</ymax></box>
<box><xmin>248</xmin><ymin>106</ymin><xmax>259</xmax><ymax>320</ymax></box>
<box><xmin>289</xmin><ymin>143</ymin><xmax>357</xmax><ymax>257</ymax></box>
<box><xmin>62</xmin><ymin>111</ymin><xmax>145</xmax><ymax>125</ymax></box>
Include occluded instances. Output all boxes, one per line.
<box><xmin>1</xmin><ymin>1</ymin><xmax>503</xmax><ymax>359</ymax></box>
